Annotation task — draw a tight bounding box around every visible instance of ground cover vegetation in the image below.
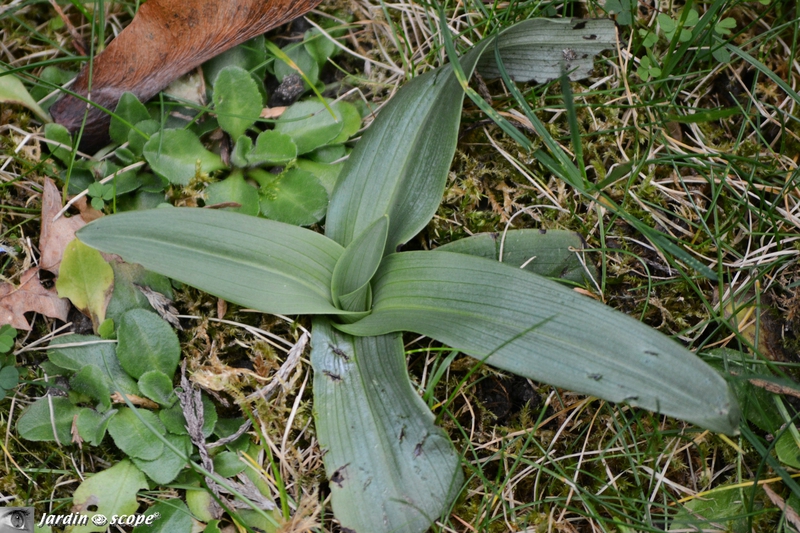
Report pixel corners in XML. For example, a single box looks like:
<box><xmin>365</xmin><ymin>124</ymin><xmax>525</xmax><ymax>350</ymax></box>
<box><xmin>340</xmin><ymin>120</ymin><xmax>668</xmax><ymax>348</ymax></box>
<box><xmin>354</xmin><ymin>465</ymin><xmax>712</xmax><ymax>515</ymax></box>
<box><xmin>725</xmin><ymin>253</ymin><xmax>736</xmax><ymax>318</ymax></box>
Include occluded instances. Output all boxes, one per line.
<box><xmin>0</xmin><ymin>0</ymin><xmax>799</xmax><ymax>532</ymax></box>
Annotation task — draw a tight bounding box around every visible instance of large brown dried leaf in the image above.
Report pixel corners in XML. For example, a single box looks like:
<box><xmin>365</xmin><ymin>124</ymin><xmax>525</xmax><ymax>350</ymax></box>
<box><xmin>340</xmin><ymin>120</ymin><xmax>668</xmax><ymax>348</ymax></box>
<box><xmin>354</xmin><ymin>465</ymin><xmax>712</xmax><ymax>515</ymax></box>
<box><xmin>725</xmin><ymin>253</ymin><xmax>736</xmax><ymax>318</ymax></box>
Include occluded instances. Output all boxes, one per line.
<box><xmin>50</xmin><ymin>0</ymin><xmax>323</xmax><ymax>149</ymax></box>
<box><xmin>39</xmin><ymin>178</ymin><xmax>86</xmax><ymax>274</ymax></box>
<box><xmin>0</xmin><ymin>268</ymin><xmax>70</xmax><ymax>330</ymax></box>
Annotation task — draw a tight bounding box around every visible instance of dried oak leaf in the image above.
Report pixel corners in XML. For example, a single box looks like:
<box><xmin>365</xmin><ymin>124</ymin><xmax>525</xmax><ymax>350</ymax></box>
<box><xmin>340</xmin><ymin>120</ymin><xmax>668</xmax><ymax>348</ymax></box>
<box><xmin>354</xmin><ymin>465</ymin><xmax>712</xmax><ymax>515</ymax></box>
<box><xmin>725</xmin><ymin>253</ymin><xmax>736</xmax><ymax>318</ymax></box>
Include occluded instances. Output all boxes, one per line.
<box><xmin>39</xmin><ymin>178</ymin><xmax>86</xmax><ymax>274</ymax></box>
<box><xmin>0</xmin><ymin>267</ymin><xmax>70</xmax><ymax>330</ymax></box>
<box><xmin>50</xmin><ymin>0</ymin><xmax>324</xmax><ymax>150</ymax></box>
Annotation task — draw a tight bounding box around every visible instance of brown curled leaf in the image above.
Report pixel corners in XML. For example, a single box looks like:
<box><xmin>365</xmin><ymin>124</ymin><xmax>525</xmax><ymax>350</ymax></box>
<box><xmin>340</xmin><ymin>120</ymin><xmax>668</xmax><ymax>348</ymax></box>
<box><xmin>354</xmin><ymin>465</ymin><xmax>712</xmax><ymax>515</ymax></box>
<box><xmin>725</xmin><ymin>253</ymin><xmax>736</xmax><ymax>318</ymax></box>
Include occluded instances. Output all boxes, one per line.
<box><xmin>0</xmin><ymin>268</ymin><xmax>70</xmax><ymax>330</ymax></box>
<box><xmin>51</xmin><ymin>0</ymin><xmax>323</xmax><ymax>149</ymax></box>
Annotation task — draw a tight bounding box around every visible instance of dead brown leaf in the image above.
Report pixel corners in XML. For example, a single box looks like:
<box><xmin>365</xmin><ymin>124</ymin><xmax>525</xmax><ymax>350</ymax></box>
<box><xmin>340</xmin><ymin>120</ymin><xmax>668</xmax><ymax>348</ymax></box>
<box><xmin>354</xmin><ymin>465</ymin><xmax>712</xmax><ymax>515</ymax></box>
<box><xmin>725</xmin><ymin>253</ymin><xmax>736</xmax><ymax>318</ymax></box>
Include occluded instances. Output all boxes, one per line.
<box><xmin>0</xmin><ymin>267</ymin><xmax>70</xmax><ymax>330</ymax></box>
<box><xmin>39</xmin><ymin>178</ymin><xmax>86</xmax><ymax>274</ymax></box>
<box><xmin>763</xmin><ymin>484</ymin><xmax>800</xmax><ymax>531</ymax></box>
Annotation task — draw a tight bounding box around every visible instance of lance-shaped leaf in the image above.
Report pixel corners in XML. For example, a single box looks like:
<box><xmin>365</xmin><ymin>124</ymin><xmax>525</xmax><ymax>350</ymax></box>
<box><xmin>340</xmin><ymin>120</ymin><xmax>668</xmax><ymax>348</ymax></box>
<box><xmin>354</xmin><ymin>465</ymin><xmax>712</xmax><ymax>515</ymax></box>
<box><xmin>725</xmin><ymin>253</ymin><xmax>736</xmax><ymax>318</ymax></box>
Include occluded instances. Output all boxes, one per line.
<box><xmin>337</xmin><ymin>251</ymin><xmax>740</xmax><ymax>435</ymax></box>
<box><xmin>331</xmin><ymin>215</ymin><xmax>388</xmax><ymax>312</ymax></box>
<box><xmin>437</xmin><ymin>228</ymin><xmax>596</xmax><ymax>284</ymax></box>
<box><xmin>324</xmin><ymin>63</ymin><xmax>467</xmax><ymax>251</ymax></box>
<box><xmin>311</xmin><ymin>318</ymin><xmax>463</xmax><ymax>533</ymax></box>
<box><xmin>77</xmin><ymin>209</ymin><xmax>345</xmax><ymax>315</ymax></box>
<box><xmin>325</xmin><ymin>19</ymin><xmax>614</xmax><ymax>252</ymax></box>
<box><xmin>476</xmin><ymin>18</ymin><xmax>616</xmax><ymax>82</ymax></box>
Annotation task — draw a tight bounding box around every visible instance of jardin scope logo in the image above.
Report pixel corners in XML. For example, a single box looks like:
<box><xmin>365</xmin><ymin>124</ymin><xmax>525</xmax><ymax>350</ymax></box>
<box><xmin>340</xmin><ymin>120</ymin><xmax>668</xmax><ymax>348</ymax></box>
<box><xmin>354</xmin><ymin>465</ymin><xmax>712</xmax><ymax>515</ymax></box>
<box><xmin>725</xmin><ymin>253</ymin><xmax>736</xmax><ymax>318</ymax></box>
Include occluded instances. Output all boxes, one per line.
<box><xmin>31</xmin><ymin>509</ymin><xmax>161</xmax><ymax>529</ymax></box>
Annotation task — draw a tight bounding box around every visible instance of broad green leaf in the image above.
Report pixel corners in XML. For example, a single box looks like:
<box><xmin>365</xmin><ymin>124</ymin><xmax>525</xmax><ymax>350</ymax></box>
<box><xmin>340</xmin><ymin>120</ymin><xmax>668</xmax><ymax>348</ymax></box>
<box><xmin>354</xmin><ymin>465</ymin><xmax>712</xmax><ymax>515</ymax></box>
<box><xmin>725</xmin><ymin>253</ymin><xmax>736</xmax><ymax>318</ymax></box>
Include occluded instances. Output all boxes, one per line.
<box><xmin>132</xmin><ymin>499</ymin><xmax>193</xmax><ymax>533</ymax></box>
<box><xmin>17</xmin><ymin>397</ymin><xmax>80</xmax><ymax>443</ymax></box>
<box><xmin>70</xmin><ymin>365</ymin><xmax>111</xmax><ymax>410</ymax></box>
<box><xmin>56</xmin><ymin>239</ymin><xmax>114</xmax><ymax>328</ymax></box>
<box><xmin>338</xmin><ymin>252</ymin><xmax>740</xmax><ymax>435</ymax></box>
<box><xmin>143</xmin><ymin>129</ymin><xmax>225</xmax><ymax>185</ymax></box>
<box><xmin>330</xmin><ymin>101</ymin><xmax>362</xmax><ymax>144</ymax></box>
<box><xmin>295</xmin><ymin>158</ymin><xmax>343</xmax><ymax>194</ymax></box>
<box><xmin>259</xmin><ymin>168</ymin><xmax>329</xmax><ymax>226</ymax></box>
<box><xmin>274</xmin><ymin>44</ymin><xmax>319</xmax><ymax>87</ymax></box>
<box><xmin>311</xmin><ymin>319</ymin><xmax>462</xmax><ymax>533</ymax></box>
<box><xmin>131</xmin><ymin>434</ymin><xmax>192</xmax><ymax>485</ymax></box>
<box><xmin>213</xmin><ymin>66</ymin><xmax>264</xmax><ymax>140</ymax></box>
<box><xmin>248</xmin><ymin>130</ymin><xmax>298</xmax><ymax>166</ymax></box>
<box><xmin>105</xmin><ymin>260</ymin><xmax>173</xmax><ymax>324</ymax></box>
<box><xmin>213</xmin><ymin>451</ymin><xmax>247</xmax><ymax>478</ymax></box>
<box><xmin>71</xmin><ymin>460</ymin><xmax>148</xmax><ymax>533</ymax></box>
<box><xmin>205</xmin><ymin>171</ymin><xmax>260</xmax><ymax>215</ymax></box>
<box><xmin>304</xmin><ymin>28</ymin><xmax>339</xmax><ymax>67</ymax></box>
<box><xmin>204</xmin><ymin>36</ymin><xmax>267</xmax><ymax>86</ymax></box>
<box><xmin>0</xmin><ymin>365</ymin><xmax>18</xmax><ymax>389</ymax></box>
<box><xmin>117</xmin><ymin>309</ymin><xmax>180</xmax><ymax>380</ymax></box>
<box><xmin>776</xmin><ymin>431</ymin><xmax>800</xmax><ymax>469</ymax></box>
<box><xmin>186</xmin><ymin>489</ymin><xmax>216</xmax><ymax>523</ymax></box>
<box><xmin>0</xmin><ymin>324</ymin><xmax>16</xmax><ymax>353</ymax></box>
<box><xmin>128</xmin><ymin>119</ymin><xmax>159</xmax><ymax>156</ymax></box>
<box><xmin>274</xmin><ymin>100</ymin><xmax>345</xmax><ymax>154</ymax></box>
<box><xmin>138</xmin><ymin>370</ymin><xmax>176</xmax><ymax>406</ymax></box>
<box><xmin>77</xmin><ymin>208</ymin><xmax>345</xmax><ymax>315</ymax></box>
<box><xmin>231</xmin><ymin>135</ymin><xmax>253</xmax><ymax>168</ymax></box>
<box><xmin>107</xmin><ymin>407</ymin><xmax>166</xmax><ymax>460</ymax></box>
<box><xmin>110</xmin><ymin>92</ymin><xmax>150</xmax><ymax>144</ymax></box>
<box><xmin>669</xmin><ymin>486</ymin><xmax>746</xmax><ymax>532</ymax></box>
<box><xmin>47</xmin><ymin>335</ymin><xmax>139</xmax><ymax>396</ymax></box>
<box><xmin>306</xmin><ymin>143</ymin><xmax>346</xmax><ymax>164</ymax></box>
<box><xmin>158</xmin><ymin>394</ymin><xmax>217</xmax><ymax>438</ymax></box>
<box><xmin>331</xmin><ymin>215</ymin><xmax>388</xmax><ymax>312</ymax></box>
<box><xmin>45</xmin><ymin>123</ymin><xmax>74</xmax><ymax>164</ymax></box>
<box><xmin>76</xmin><ymin>408</ymin><xmax>117</xmax><ymax>446</ymax></box>
<box><xmin>437</xmin><ymin>229</ymin><xmax>595</xmax><ymax>283</ymax></box>
<box><xmin>0</xmin><ymin>66</ymin><xmax>50</xmax><ymax>122</ymax></box>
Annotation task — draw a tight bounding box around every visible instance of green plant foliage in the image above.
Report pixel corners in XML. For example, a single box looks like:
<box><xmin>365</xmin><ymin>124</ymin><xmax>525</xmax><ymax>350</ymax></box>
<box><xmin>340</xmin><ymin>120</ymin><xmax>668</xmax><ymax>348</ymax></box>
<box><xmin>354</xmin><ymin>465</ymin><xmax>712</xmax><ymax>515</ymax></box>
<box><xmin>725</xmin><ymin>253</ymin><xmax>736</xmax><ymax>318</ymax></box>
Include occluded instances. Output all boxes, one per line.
<box><xmin>57</xmin><ymin>240</ymin><xmax>115</xmax><ymax>328</ymax></box>
<box><xmin>604</xmin><ymin>0</ymin><xmax>637</xmax><ymax>25</ymax></box>
<box><xmin>0</xmin><ymin>324</ymin><xmax>16</xmax><ymax>353</ymax></box>
<box><xmin>204</xmin><ymin>36</ymin><xmax>267</xmax><ymax>87</ymax></box>
<box><xmin>273</xmin><ymin>100</ymin><xmax>347</xmax><ymax>154</ymax></box>
<box><xmin>78</xmin><ymin>209</ymin><xmax>345</xmax><ymax>314</ymax></box>
<box><xmin>44</xmin><ymin>122</ymin><xmax>73</xmax><ymax>164</ymax></box>
<box><xmin>132</xmin><ymin>499</ymin><xmax>193</xmax><ymax>533</ymax></box>
<box><xmin>130</xmin><ymin>433</ymin><xmax>192</xmax><ymax>485</ymax></box>
<box><xmin>247</xmin><ymin>130</ymin><xmax>298</xmax><ymax>166</ymax></box>
<box><xmin>17</xmin><ymin>396</ymin><xmax>80</xmax><ymax>442</ymax></box>
<box><xmin>71</xmin><ymin>460</ymin><xmax>148</xmax><ymax>533</ymax></box>
<box><xmin>138</xmin><ymin>370</ymin><xmax>176</xmax><ymax>406</ymax></box>
<box><xmin>0</xmin><ymin>66</ymin><xmax>50</xmax><ymax>121</ymax></box>
<box><xmin>205</xmin><ymin>171</ymin><xmax>260</xmax><ymax>215</ymax></box>
<box><xmin>110</xmin><ymin>92</ymin><xmax>150</xmax><ymax>144</ymax></box>
<box><xmin>76</xmin><ymin>408</ymin><xmax>117</xmax><ymax>446</ymax></box>
<box><xmin>158</xmin><ymin>394</ymin><xmax>217</xmax><ymax>438</ymax></box>
<box><xmin>437</xmin><ymin>229</ymin><xmax>595</xmax><ymax>283</ymax></box>
<box><xmin>47</xmin><ymin>334</ymin><xmax>139</xmax><ymax>396</ymax></box>
<box><xmin>75</xmin><ymin>17</ymin><xmax>739</xmax><ymax>533</ymax></box>
<box><xmin>70</xmin><ymin>364</ymin><xmax>112</xmax><ymax>410</ymax></box>
<box><xmin>637</xmin><ymin>56</ymin><xmax>662</xmax><ymax>81</ymax></box>
<box><xmin>311</xmin><ymin>319</ymin><xmax>462</xmax><ymax>533</ymax></box>
<box><xmin>213</xmin><ymin>66</ymin><xmax>264</xmax><ymax>140</ymax></box>
<box><xmin>257</xmin><ymin>167</ymin><xmax>328</xmax><ymax>226</ymax></box>
<box><xmin>274</xmin><ymin>44</ymin><xmax>319</xmax><ymax>87</ymax></box>
<box><xmin>143</xmin><ymin>129</ymin><xmax>225</xmax><ymax>185</ymax></box>
<box><xmin>212</xmin><ymin>451</ymin><xmax>247</xmax><ymax>478</ymax></box>
<box><xmin>116</xmin><ymin>309</ymin><xmax>180</xmax><ymax>379</ymax></box>
<box><xmin>0</xmin><ymin>326</ymin><xmax>18</xmax><ymax>400</ymax></box>
<box><xmin>107</xmin><ymin>407</ymin><xmax>166</xmax><ymax>460</ymax></box>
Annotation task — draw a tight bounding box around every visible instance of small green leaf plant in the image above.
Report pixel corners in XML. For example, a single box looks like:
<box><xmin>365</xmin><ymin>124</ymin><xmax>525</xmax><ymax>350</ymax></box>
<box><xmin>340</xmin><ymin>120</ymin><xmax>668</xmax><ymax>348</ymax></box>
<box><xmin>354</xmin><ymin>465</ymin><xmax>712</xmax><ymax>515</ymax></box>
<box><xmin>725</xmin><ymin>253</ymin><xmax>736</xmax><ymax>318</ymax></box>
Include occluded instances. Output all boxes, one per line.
<box><xmin>75</xmin><ymin>18</ymin><xmax>741</xmax><ymax>533</ymax></box>
<box><xmin>0</xmin><ymin>325</ymin><xmax>19</xmax><ymax>400</ymax></box>
<box><xmin>42</xmin><ymin>27</ymin><xmax>359</xmax><ymax>228</ymax></box>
